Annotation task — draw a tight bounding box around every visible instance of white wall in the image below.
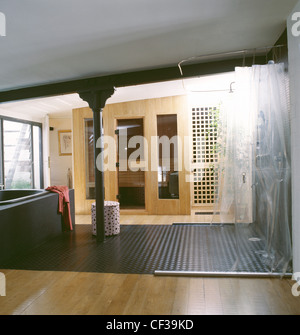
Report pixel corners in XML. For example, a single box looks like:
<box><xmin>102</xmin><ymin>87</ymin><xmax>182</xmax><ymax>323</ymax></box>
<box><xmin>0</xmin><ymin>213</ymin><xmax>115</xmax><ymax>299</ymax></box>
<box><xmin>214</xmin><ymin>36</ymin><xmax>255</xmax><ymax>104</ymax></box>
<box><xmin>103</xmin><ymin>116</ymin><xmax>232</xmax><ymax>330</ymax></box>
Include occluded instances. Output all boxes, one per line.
<box><xmin>288</xmin><ymin>0</ymin><xmax>300</xmax><ymax>273</ymax></box>
<box><xmin>49</xmin><ymin>118</ymin><xmax>73</xmax><ymax>187</ymax></box>
<box><xmin>0</xmin><ymin>108</ymin><xmax>44</xmax><ymax>124</ymax></box>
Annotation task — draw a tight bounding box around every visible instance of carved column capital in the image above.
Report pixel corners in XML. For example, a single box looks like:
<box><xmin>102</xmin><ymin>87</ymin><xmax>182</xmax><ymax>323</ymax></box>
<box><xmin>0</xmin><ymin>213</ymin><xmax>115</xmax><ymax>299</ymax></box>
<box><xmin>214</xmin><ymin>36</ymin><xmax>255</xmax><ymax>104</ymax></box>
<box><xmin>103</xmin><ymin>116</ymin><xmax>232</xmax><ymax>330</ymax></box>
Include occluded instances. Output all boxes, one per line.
<box><xmin>78</xmin><ymin>88</ymin><xmax>115</xmax><ymax>112</ymax></box>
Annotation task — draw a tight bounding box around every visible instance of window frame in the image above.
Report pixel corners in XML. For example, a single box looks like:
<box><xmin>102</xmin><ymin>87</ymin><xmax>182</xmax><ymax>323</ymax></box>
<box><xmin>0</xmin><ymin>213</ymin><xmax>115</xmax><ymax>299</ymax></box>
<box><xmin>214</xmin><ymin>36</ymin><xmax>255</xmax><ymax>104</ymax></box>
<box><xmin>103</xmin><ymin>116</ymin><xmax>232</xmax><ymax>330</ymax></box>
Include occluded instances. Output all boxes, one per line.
<box><xmin>0</xmin><ymin>115</ymin><xmax>44</xmax><ymax>189</ymax></box>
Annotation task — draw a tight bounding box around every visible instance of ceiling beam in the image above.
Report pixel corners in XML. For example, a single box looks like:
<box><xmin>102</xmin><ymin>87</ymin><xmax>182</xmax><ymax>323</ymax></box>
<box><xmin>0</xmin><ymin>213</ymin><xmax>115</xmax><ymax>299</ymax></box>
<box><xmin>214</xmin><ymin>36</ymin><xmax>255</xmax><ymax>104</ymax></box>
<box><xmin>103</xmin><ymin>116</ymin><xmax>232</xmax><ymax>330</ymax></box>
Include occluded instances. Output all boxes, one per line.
<box><xmin>0</xmin><ymin>55</ymin><xmax>267</xmax><ymax>104</ymax></box>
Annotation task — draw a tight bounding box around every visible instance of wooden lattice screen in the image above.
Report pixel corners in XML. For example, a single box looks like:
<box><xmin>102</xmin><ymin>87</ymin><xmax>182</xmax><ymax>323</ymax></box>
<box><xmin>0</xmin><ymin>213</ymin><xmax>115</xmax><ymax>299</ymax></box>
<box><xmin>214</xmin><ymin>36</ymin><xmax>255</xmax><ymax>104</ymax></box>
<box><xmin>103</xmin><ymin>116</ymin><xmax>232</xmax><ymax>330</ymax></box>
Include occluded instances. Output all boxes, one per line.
<box><xmin>191</xmin><ymin>106</ymin><xmax>219</xmax><ymax>205</ymax></box>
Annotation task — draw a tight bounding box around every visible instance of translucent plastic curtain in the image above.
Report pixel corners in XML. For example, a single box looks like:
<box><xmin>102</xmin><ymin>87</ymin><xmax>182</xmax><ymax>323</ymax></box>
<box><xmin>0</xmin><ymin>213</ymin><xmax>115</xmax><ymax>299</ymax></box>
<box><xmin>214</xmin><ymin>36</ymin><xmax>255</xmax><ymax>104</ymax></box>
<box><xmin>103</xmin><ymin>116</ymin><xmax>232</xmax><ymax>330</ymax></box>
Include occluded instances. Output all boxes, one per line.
<box><xmin>212</xmin><ymin>63</ymin><xmax>292</xmax><ymax>274</ymax></box>
<box><xmin>212</xmin><ymin>71</ymin><xmax>255</xmax><ymax>225</ymax></box>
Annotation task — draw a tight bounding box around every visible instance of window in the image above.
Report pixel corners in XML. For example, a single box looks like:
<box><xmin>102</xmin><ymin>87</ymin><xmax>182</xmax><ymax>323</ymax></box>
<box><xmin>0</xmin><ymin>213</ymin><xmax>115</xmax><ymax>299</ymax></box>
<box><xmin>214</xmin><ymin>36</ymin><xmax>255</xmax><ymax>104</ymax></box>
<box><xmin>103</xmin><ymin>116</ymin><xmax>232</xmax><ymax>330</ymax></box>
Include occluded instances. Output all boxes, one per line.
<box><xmin>0</xmin><ymin>117</ymin><xmax>43</xmax><ymax>189</ymax></box>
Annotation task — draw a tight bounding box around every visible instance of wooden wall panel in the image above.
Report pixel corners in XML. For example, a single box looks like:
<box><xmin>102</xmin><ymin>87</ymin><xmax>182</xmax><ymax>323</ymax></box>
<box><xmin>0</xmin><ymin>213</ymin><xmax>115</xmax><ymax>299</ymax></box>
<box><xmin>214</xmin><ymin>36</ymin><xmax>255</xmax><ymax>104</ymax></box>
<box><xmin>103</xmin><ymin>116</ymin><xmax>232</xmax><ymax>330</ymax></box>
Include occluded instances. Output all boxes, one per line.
<box><xmin>72</xmin><ymin>107</ymin><xmax>94</xmax><ymax>214</ymax></box>
<box><xmin>72</xmin><ymin>95</ymin><xmax>191</xmax><ymax>215</ymax></box>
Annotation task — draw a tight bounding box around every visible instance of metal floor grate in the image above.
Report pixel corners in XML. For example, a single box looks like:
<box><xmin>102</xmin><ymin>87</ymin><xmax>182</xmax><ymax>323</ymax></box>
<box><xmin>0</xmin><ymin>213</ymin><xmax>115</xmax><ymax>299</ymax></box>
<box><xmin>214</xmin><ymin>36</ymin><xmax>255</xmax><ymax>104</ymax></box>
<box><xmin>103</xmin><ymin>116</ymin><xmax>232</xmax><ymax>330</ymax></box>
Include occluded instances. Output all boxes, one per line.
<box><xmin>0</xmin><ymin>224</ymin><xmax>286</xmax><ymax>275</ymax></box>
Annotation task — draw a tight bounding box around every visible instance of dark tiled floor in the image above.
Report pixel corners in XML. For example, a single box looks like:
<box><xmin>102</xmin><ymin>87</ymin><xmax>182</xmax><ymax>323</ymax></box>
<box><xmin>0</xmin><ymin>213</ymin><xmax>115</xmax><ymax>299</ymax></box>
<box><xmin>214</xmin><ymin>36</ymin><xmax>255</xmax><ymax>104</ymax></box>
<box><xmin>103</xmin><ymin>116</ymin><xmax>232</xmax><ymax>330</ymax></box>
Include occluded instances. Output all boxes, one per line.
<box><xmin>0</xmin><ymin>223</ymin><xmax>287</xmax><ymax>275</ymax></box>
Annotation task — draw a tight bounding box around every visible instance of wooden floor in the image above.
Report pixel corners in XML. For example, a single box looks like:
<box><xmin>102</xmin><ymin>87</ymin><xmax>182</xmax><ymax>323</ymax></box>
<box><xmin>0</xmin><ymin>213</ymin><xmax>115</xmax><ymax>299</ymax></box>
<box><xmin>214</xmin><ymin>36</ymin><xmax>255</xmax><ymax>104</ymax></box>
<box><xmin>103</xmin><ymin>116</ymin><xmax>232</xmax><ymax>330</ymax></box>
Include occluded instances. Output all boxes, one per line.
<box><xmin>1</xmin><ymin>214</ymin><xmax>300</xmax><ymax>315</ymax></box>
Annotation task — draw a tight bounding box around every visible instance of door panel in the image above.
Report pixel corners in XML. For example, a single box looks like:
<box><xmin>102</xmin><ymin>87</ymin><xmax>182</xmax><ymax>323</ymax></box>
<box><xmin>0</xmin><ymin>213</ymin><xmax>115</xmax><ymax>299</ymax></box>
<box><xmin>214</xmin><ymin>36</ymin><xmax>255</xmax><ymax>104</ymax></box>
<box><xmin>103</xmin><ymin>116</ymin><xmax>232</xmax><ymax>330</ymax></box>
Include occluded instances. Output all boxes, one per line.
<box><xmin>157</xmin><ymin>114</ymin><xmax>179</xmax><ymax>200</ymax></box>
<box><xmin>117</xmin><ymin>118</ymin><xmax>145</xmax><ymax>209</ymax></box>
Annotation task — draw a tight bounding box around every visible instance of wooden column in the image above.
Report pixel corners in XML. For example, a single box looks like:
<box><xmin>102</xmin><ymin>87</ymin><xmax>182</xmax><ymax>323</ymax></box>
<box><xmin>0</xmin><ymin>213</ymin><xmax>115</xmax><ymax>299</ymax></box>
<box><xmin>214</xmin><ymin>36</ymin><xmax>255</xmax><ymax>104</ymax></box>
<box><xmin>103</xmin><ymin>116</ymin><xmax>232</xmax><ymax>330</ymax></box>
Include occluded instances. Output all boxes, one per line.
<box><xmin>78</xmin><ymin>88</ymin><xmax>114</xmax><ymax>241</ymax></box>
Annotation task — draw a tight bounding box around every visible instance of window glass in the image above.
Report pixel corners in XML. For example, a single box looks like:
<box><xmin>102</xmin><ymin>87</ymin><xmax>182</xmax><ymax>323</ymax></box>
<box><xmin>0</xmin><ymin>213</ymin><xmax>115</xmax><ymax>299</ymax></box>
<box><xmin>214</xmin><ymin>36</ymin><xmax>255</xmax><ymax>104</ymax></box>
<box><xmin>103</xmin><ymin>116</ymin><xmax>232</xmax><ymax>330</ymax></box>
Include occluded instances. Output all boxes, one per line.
<box><xmin>3</xmin><ymin>120</ymin><xmax>32</xmax><ymax>189</ymax></box>
<box><xmin>33</xmin><ymin>125</ymin><xmax>42</xmax><ymax>189</ymax></box>
<box><xmin>1</xmin><ymin>119</ymin><xmax>43</xmax><ymax>189</ymax></box>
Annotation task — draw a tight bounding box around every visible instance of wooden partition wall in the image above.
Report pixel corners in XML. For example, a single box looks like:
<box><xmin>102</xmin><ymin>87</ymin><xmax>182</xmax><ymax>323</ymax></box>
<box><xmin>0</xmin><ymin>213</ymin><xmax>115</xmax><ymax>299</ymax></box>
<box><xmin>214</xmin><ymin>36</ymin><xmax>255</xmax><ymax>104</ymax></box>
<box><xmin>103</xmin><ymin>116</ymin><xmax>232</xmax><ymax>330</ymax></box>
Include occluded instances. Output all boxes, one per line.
<box><xmin>72</xmin><ymin>95</ymin><xmax>192</xmax><ymax>215</ymax></box>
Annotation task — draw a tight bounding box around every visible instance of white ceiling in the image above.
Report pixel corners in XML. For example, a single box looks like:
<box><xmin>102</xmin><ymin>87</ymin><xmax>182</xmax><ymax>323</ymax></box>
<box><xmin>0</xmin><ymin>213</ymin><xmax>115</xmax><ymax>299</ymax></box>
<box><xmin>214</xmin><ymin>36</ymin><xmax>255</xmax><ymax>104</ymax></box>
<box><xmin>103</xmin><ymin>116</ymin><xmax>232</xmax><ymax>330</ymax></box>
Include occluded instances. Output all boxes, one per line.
<box><xmin>0</xmin><ymin>72</ymin><xmax>236</xmax><ymax>119</ymax></box>
<box><xmin>0</xmin><ymin>0</ymin><xmax>297</xmax><ymax>93</ymax></box>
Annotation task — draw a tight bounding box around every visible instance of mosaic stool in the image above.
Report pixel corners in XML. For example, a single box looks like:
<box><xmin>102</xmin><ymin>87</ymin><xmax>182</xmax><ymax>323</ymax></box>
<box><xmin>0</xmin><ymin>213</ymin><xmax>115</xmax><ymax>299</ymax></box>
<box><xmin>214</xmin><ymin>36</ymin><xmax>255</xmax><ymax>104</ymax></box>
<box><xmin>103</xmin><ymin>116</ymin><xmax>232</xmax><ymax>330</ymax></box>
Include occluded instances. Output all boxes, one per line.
<box><xmin>91</xmin><ymin>201</ymin><xmax>120</xmax><ymax>236</ymax></box>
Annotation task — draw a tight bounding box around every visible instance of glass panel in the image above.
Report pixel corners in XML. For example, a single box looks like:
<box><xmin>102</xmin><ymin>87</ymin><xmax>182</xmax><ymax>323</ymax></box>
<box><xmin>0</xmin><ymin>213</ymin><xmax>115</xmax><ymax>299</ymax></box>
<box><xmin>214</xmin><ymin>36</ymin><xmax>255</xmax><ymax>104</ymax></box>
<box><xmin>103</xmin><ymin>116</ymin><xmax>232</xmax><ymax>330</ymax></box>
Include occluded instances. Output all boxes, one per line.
<box><xmin>33</xmin><ymin>125</ymin><xmax>42</xmax><ymax>189</ymax></box>
<box><xmin>157</xmin><ymin>114</ymin><xmax>179</xmax><ymax>199</ymax></box>
<box><xmin>84</xmin><ymin>119</ymin><xmax>95</xmax><ymax>199</ymax></box>
<box><xmin>3</xmin><ymin>120</ymin><xmax>32</xmax><ymax>189</ymax></box>
<box><xmin>117</xmin><ymin>118</ymin><xmax>145</xmax><ymax>209</ymax></box>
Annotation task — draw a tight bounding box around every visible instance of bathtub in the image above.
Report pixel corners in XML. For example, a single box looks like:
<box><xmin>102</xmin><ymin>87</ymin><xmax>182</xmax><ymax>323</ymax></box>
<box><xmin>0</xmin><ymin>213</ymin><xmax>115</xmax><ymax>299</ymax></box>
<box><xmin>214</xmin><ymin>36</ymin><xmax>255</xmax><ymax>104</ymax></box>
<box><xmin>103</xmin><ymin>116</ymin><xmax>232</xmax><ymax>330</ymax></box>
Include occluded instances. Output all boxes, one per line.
<box><xmin>0</xmin><ymin>189</ymin><xmax>75</xmax><ymax>264</ymax></box>
<box><xmin>0</xmin><ymin>189</ymin><xmax>49</xmax><ymax>205</ymax></box>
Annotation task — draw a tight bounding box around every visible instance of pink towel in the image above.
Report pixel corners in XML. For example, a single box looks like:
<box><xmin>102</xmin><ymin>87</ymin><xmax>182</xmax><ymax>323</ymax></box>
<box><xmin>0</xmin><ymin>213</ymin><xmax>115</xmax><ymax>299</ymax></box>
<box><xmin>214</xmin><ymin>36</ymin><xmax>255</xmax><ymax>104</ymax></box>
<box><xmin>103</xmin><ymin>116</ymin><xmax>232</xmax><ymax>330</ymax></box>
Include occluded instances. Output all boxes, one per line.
<box><xmin>46</xmin><ymin>186</ymin><xmax>73</xmax><ymax>231</ymax></box>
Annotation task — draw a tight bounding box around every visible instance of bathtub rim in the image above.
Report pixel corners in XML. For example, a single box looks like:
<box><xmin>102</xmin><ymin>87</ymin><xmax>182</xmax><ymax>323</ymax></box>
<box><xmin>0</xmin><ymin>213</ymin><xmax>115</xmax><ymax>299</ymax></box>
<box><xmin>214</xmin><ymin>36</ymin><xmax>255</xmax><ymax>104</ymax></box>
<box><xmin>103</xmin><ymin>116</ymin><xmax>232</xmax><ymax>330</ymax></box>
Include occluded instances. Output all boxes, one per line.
<box><xmin>0</xmin><ymin>189</ymin><xmax>50</xmax><ymax>205</ymax></box>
